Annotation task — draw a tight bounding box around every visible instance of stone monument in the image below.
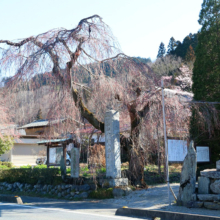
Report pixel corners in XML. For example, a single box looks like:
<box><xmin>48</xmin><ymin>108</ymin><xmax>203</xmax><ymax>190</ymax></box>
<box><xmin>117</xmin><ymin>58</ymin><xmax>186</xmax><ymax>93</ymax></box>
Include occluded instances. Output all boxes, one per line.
<box><xmin>71</xmin><ymin>147</ymin><xmax>80</xmax><ymax>178</ymax></box>
<box><xmin>60</xmin><ymin>156</ymin><xmax>66</xmax><ymax>177</ymax></box>
<box><xmin>177</xmin><ymin>140</ymin><xmax>197</xmax><ymax>206</ymax></box>
<box><xmin>103</xmin><ymin>110</ymin><xmax>128</xmax><ymax>187</ymax></box>
<box><xmin>216</xmin><ymin>160</ymin><xmax>220</xmax><ymax>171</ymax></box>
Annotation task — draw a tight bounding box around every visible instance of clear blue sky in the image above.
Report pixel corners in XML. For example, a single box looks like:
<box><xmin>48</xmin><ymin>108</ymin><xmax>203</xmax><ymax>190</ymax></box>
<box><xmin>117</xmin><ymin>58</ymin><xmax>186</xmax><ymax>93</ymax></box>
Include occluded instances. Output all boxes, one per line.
<box><xmin>0</xmin><ymin>0</ymin><xmax>203</xmax><ymax>60</ymax></box>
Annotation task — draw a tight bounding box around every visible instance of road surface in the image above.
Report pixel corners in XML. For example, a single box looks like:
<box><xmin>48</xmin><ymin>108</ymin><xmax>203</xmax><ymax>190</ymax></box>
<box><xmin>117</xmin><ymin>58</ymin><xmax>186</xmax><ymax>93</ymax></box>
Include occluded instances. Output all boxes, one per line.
<box><xmin>0</xmin><ymin>203</ymin><xmax>148</xmax><ymax>220</ymax></box>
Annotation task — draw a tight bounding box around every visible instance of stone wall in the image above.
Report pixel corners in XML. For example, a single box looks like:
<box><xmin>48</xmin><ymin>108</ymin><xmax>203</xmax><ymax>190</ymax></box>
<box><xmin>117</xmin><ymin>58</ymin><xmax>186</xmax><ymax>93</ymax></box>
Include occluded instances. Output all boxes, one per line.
<box><xmin>0</xmin><ymin>180</ymin><xmax>132</xmax><ymax>200</ymax></box>
<box><xmin>0</xmin><ymin>181</ymin><xmax>94</xmax><ymax>200</ymax></box>
<box><xmin>187</xmin><ymin>160</ymin><xmax>220</xmax><ymax>210</ymax></box>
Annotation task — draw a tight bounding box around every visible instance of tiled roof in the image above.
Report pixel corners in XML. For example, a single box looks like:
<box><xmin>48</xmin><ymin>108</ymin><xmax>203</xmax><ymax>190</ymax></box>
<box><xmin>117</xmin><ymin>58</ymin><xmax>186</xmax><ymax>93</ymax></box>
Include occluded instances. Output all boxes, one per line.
<box><xmin>19</xmin><ymin>119</ymin><xmax>65</xmax><ymax>129</ymax></box>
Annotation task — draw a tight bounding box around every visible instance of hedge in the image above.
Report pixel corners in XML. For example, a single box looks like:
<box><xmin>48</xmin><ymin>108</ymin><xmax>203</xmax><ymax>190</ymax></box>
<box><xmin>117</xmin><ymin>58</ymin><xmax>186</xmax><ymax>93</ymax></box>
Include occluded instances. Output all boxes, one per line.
<box><xmin>0</xmin><ymin>168</ymin><xmax>60</xmax><ymax>185</ymax></box>
<box><xmin>0</xmin><ymin>162</ymin><xmax>12</xmax><ymax>168</ymax></box>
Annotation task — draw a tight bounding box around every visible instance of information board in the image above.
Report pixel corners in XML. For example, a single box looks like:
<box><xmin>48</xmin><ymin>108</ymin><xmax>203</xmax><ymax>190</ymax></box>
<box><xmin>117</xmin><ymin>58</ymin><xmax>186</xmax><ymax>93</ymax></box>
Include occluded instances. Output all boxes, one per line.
<box><xmin>168</xmin><ymin>139</ymin><xmax>187</xmax><ymax>162</ymax></box>
<box><xmin>49</xmin><ymin>148</ymin><xmax>56</xmax><ymax>164</ymax></box>
<box><xmin>196</xmin><ymin>146</ymin><xmax>210</xmax><ymax>162</ymax></box>
<box><xmin>49</xmin><ymin>147</ymin><xmax>63</xmax><ymax>164</ymax></box>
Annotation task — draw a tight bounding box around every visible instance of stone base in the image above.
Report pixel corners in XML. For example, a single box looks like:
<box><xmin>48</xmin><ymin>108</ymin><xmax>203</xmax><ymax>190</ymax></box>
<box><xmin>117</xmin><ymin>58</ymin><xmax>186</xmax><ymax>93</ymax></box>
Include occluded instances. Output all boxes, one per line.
<box><xmin>200</xmin><ymin>169</ymin><xmax>220</xmax><ymax>179</ymax></box>
<box><xmin>197</xmin><ymin>194</ymin><xmax>220</xmax><ymax>201</ymax></box>
<box><xmin>204</xmin><ymin>202</ymin><xmax>220</xmax><ymax>210</ymax></box>
<box><xmin>198</xmin><ymin>177</ymin><xmax>210</xmax><ymax>194</ymax></box>
<box><xmin>99</xmin><ymin>178</ymin><xmax>128</xmax><ymax>187</ymax></box>
<box><xmin>186</xmin><ymin>201</ymin><xmax>203</xmax><ymax>208</ymax></box>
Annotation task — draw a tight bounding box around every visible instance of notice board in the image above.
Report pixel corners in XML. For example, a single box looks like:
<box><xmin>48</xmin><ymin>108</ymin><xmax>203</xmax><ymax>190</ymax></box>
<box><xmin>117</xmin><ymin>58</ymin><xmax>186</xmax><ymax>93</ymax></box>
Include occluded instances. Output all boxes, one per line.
<box><xmin>196</xmin><ymin>146</ymin><xmax>210</xmax><ymax>162</ymax></box>
<box><xmin>168</xmin><ymin>139</ymin><xmax>188</xmax><ymax>162</ymax></box>
<box><xmin>168</xmin><ymin>139</ymin><xmax>210</xmax><ymax>162</ymax></box>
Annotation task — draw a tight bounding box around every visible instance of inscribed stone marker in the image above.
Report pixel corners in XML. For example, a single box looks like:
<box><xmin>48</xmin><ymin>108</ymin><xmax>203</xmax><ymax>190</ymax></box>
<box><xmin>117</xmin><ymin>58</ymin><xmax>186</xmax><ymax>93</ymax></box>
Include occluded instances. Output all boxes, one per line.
<box><xmin>177</xmin><ymin>140</ymin><xmax>197</xmax><ymax>206</ymax></box>
<box><xmin>104</xmin><ymin>110</ymin><xmax>121</xmax><ymax>178</ymax></box>
<box><xmin>71</xmin><ymin>147</ymin><xmax>80</xmax><ymax>178</ymax></box>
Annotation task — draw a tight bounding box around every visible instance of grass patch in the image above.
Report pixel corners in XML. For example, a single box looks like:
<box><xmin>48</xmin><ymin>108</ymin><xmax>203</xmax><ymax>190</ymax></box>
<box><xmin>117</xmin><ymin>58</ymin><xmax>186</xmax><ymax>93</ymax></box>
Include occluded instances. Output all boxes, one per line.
<box><xmin>144</xmin><ymin>164</ymin><xmax>182</xmax><ymax>185</ymax></box>
<box><xmin>88</xmin><ymin>188</ymin><xmax>113</xmax><ymax>199</ymax></box>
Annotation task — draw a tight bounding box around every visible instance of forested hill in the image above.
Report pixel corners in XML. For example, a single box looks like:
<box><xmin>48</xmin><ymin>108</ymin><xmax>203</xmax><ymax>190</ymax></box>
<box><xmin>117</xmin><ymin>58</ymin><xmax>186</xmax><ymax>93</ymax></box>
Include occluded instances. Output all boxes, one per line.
<box><xmin>1</xmin><ymin>56</ymin><xmax>152</xmax><ymax>88</ymax></box>
<box><xmin>168</xmin><ymin>33</ymin><xmax>198</xmax><ymax>60</ymax></box>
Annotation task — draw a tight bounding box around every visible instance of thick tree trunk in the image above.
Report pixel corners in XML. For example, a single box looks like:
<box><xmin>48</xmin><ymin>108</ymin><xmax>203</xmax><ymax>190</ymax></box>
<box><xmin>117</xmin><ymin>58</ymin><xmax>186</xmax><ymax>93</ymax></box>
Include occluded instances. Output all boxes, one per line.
<box><xmin>128</xmin><ymin>130</ymin><xmax>145</xmax><ymax>186</ymax></box>
<box><xmin>126</xmin><ymin>101</ymin><xmax>149</xmax><ymax>186</ymax></box>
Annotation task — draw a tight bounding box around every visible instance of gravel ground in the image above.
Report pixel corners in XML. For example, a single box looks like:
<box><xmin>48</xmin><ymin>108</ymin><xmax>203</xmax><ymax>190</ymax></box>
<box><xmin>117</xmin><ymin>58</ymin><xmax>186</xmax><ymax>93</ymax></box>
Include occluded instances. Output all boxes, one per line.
<box><xmin>105</xmin><ymin>183</ymin><xmax>220</xmax><ymax>217</ymax></box>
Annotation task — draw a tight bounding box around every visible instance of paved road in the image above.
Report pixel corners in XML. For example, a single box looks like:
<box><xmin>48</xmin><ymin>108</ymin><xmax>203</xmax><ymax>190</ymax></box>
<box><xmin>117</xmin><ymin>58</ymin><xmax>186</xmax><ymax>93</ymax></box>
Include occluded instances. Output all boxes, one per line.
<box><xmin>1</xmin><ymin>183</ymin><xmax>219</xmax><ymax>219</ymax></box>
<box><xmin>0</xmin><ymin>184</ymin><xmax>179</xmax><ymax>220</ymax></box>
<box><xmin>0</xmin><ymin>203</ymin><xmax>148</xmax><ymax>220</ymax></box>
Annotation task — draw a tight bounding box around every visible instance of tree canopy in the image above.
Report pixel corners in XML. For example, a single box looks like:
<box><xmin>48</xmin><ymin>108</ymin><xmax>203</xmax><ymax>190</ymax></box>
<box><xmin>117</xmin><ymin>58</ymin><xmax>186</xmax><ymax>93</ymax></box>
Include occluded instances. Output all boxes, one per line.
<box><xmin>167</xmin><ymin>37</ymin><xmax>176</xmax><ymax>55</ymax></box>
<box><xmin>157</xmin><ymin>42</ymin><xmax>166</xmax><ymax>58</ymax></box>
<box><xmin>191</xmin><ymin>0</ymin><xmax>220</xmax><ymax>162</ymax></box>
<box><xmin>0</xmin><ymin>15</ymin><xmax>157</xmax><ymax>184</ymax></box>
<box><xmin>0</xmin><ymin>136</ymin><xmax>14</xmax><ymax>155</ymax></box>
<box><xmin>168</xmin><ymin>33</ymin><xmax>198</xmax><ymax>60</ymax></box>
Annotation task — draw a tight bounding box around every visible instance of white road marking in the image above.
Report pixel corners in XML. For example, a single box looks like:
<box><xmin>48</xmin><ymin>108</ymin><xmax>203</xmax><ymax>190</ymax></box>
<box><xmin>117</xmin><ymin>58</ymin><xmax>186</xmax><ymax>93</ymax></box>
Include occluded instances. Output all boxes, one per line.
<box><xmin>0</xmin><ymin>203</ymin><xmax>139</xmax><ymax>219</ymax></box>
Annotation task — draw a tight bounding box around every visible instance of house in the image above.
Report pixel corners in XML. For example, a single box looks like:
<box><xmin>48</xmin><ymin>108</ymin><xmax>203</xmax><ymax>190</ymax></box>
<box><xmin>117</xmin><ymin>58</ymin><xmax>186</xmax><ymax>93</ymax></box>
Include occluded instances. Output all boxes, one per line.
<box><xmin>19</xmin><ymin>119</ymin><xmax>66</xmax><ymax>136</ymax></box>
<box><xmin>0</xmin><ymin>119</ymin><xmax>69</xmax><ymax>166</ymax></box>
<box><xmin>0</xmin><ymin>135</ymin><xmax>45</xmax><ymax>166</ymax></box>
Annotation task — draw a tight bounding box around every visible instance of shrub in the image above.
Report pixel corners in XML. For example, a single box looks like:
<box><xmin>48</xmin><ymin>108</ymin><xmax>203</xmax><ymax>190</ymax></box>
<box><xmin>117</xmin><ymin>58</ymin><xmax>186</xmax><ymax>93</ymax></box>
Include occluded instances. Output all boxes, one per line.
<box><xmin>0</xmin><ymin>136</ymin><xmax>14</xmax><ymax>155</ymax></box>
<box><xmin>66</xmin><ymin>167</ymin><xmax>71</xmax><ymax>174</ymax></box>
<box><xmin>34</xmin><ymin>164</ymin><xmax>47</xmax><ymax>169</ymax></box>
<box><xmin>80</xmin><ymin>166</ymin><xmax>89</xmax><ymax>173</ymax></box>
<box><xmin>0</xmin><ymin>168</ymin><xmax>60</xmax><ymax>185</ymax></box>
<box><xmin>20</xmin><ymin>165</ymin><xmax>32</xmax><ymax>169</ymax></box>
<box><xmin>82</xmin><ymin>172</ymin><xmax>89</xmax><ymax>177</ymax></box>
<box><xmin>88</xmin><ymin>188</ymin><xmax>113</xmax><ymax>199</ymax></box>
<box><xmin>97</xmin><ymin>167</ymin><xmax>106</xmax><ymax>174</ymax></box>
<box><xmin>0</xmin><ymin>165</ymin><xmax>10</xmax><ymax>169</ymax></box>
<box><xmin>0</xmin><ymin>162</ymin><xmax>12</xmax><ymax>168</ymax></box>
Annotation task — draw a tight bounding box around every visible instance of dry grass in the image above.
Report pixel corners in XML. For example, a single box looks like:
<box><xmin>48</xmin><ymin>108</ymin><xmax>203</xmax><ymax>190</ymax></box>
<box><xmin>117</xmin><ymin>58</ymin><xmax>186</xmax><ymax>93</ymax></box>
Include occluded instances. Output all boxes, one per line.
<box><xmin>89</xmin><ymin>144</ymin><xmax>106</xmax><ymax>167</ymax></box>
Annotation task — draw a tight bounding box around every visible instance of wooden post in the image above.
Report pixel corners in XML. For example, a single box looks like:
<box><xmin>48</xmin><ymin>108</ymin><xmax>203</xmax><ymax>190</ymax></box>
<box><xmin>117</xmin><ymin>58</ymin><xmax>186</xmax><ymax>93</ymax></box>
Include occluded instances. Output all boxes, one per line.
<box><xmin>47</xmin><ymin>145</ymin><xmax>49</xmax><ymax>168</ymax></box>
<box><xmin>161</xmin><ymin>79</ymin><xmax>171</xmax><ymax>206</ymax></box>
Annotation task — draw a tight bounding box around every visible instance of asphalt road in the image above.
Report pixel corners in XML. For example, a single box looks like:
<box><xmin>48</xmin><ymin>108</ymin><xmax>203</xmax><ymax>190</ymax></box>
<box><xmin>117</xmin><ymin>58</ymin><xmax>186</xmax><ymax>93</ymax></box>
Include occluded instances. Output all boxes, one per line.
<box><xmin>0</xmin><ymin>203</ymin><xmax>148</xmax><ymax>220</ymax></box>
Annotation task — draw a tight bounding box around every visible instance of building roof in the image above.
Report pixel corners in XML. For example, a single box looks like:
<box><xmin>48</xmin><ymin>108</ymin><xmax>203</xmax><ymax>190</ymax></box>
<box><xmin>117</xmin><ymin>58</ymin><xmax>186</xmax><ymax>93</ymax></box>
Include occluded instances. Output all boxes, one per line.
<box><xmin>37</xmin><ymin>138</ymin><xmax>72</xmax><ymax>145</ymax></box>
<box><xmin>19</xmin><ymin>119</ymin><xmax>66</xmax><ymax>129</ymax></box>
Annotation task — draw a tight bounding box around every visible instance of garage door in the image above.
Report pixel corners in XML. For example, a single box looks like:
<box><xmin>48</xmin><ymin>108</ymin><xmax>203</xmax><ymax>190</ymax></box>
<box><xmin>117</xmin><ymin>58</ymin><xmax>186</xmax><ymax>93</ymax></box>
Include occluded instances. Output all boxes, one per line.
<box><xmin>12</xmin><ymin>144</ymin><xmax>46</xmax><ymax>166</ymax></box>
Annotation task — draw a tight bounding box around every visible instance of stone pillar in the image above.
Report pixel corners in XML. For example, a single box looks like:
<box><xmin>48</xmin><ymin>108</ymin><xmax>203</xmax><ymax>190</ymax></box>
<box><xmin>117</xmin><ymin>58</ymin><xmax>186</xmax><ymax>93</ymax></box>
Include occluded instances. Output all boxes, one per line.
<box><xmin>216</xmin><ymin>160</ymin><xmax>220</xmax><ymax>171</ymax></box>
<box><xmin>71</xmin><ymin>147</ymin><xmax>80</xmax><ymax>178</ymax></box>
<box><xmin>60</xmin><ymin>156</ymin><xmax>66</xmax><ymax>176</ymax></box>
<box><xmin>105</xmin><ymin>110</ymin><xmax>121</xmax><ymax>178</ymax></box>
<box><xmin>177</xmin><ymin>140</ymin><xmax>197</xmax><ymax>206</ymax></box>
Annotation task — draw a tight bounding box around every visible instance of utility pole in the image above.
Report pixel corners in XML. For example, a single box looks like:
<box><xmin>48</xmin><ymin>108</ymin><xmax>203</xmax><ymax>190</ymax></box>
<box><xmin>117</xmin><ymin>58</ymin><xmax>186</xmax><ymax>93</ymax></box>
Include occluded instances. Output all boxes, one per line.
<box><xmin>161</xmin><ymin>79</ymin><xmax>171</xmax><ymax>206</ymax></box>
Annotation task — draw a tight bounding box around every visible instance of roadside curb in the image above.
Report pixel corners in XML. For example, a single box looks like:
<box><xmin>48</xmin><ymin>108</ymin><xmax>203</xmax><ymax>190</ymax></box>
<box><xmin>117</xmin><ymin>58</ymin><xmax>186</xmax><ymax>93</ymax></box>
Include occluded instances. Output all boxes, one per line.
<box><xmin>0</xmin><ymin>195</ymin><xmax>23</xmax><ymax>204</ymax></box>
<box><xmin>115</xmin><ymin>208</ymin><xmax>220</xmax><ymax>220</ymax></box>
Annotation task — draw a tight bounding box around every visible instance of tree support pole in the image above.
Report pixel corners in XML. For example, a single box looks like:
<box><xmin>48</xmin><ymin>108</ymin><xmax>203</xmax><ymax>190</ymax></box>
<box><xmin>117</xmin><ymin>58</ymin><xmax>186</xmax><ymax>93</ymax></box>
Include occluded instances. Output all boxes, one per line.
<box><xmin>161</xmin><ymin>79</ymin><xmax>171</xmax><ymax>206</ymax></box>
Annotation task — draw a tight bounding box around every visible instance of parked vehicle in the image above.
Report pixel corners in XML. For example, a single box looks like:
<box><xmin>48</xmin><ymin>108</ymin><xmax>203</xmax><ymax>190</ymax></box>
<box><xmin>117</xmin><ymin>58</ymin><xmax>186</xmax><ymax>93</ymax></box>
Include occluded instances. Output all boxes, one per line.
<box><xmin>36</xmin><ymin>156</ymin><xmax>47</xmax><ymax>165</ymax></box>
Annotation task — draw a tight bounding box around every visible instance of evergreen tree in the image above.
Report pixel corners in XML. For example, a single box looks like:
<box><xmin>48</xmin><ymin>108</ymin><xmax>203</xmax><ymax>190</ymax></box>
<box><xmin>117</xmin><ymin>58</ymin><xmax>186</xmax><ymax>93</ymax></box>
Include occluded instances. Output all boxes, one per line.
<box><xmin>36</xmin><ymin>108</ymin><xmax>43</xmax><ymax>120</ymax></box>
<box><xmin>185</xmin><ymin>45</ymin><xmax>195</xmax><ymax>62</ymax></box>
<box><xmin>157</xmin><ymin>42</ymin><xmax>166</xmax><ymax>58</ymax></box>
<box><xmin>191</xmin><ymin>0</ymin><xmax>220</xmax><ymax>161</ymax></box>
<box><xmin>172</xmin><ymin>34</ymin><xmax>198</xmax><ymax>59</ymax></box>
<box><xmin>167</xmin><ymin>37</ymin><xmax>176</xmax><ymax>54</ymax></box>
<box><xmin>193</xmin><ymin>0</ymin><xmax>220</xmax><ymax>101</ymax></box>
